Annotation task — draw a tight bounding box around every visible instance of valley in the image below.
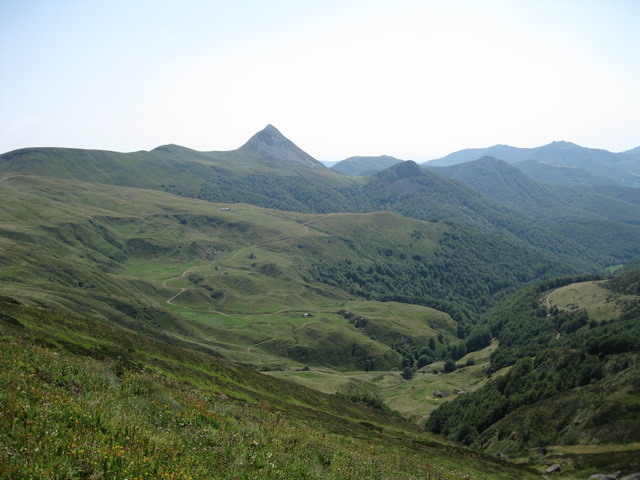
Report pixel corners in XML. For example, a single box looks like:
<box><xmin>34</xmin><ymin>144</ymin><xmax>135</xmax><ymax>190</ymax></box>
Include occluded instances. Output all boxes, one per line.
<box><xmin>0</xmin><ymin>175</ymin><xmax>464</xmax><ymax>371</ymax></box>
<box><xmin>1</xmin><ymin>125</ymin><xmax>640</xmax><ymax>478</ymax></box>
<box><xmin>2</xmin><ymin>297</ymin><xmax>534</xmax><ymax>479</ymax></box>
<box><xmin>267</xmin><ymin>341</ymin><xmax>500</xmax><ymax>423</ymax></box>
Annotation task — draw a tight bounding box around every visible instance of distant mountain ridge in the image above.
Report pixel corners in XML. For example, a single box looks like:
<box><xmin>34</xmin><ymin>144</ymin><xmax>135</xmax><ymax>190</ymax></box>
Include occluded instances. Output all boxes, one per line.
<box><xmin>363</xmin><ymin>161</ymin><xmax>629</xmax><ymax>269</ymax></box>
<box><xmin>514</xmin><ymin>159</ymin><xmax>617</xmax><ymax>186</ymax></box>
<box><xmin>427</xmin><ymin>144</ymin><xmax>531</xmax><ymax>165</ymax></box>
<box><xmin>428</xmin><ymin>156</ymin><xmax>640</xmax><ymax>262</ymax></box>
<box><xmin>2</xmin><ymin>126</ymin><xmax>639</xmax><ymax>270</ymax></box>
<box><xmin>331</xmin><ymin>155</ymin><xmax>402</xmax><ymax>176</ymax></box>
<box><xmin>624</xmin><ymin>146</ymin><xmax>640</xmax><ymax>155</ymax></box>
<box><xmin>427</xmin><ymin>156</ymin><xmax>565</xmax><ymax>213</ymax></box>
<box><xmin>425</xmin><ymin>140</ymin><xmax>640</xmax><ymax>187</ymax></box>
<box><xmin>0</xmin><ymin>125</ymin><xmax>365</xmax><ymax>214</ymax></box>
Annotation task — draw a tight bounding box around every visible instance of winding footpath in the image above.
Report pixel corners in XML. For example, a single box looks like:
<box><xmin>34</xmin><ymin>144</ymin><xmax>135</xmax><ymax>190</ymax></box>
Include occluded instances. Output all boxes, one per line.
<box><xmin>162</xmin><ymin>216</ymin><xmax>326</xmax><ymax>313</ymax></box>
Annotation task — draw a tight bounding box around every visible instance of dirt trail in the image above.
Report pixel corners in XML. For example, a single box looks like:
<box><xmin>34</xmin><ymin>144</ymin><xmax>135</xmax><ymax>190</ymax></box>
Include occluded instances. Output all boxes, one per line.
<box><xmin>0</xmin><ymin>174</ymin><xmax>30</xmax><ymax>182</ymax></box>
<box><xmin>162</xmin><ymin>264</ymin><xmax>197</xmax><ymax>289</ymax></box>
<box><xmin>541</xmin><ymin>290</ymin><xmax>562</xmax><ymax>339</ymax></box>
<box><xmin>246</xmin><ymin>319</ymin><xmax>314</xmax><ymax>352</ymax></box>
<box><xmin>247</xmin><ymin>336</ymin><xmax>275</xmax><ymax>352</ymax></box>
<box><xmin>163</xmin><ymin>216</ymin><xmax>327</xmax><ymax>313</ymax></box>
<box><xmin>255</xmin><ymin>224</ymin><xmax>309</xmax><ymax>247</ymax></box>
<box><xmin>163</xmin><ymin>261</ymin><xmax>230</xmax><ymax>315</ymax></box>
<box><xmin>542</xmin><ymin>291</ymin><xmax>553</xmax><ymax>313</ymax></box>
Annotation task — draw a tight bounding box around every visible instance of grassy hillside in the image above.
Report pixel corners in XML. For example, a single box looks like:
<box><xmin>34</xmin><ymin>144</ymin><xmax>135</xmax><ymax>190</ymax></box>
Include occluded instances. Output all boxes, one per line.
<box><xmin>0</xmin><ymin>144</ymin><xmax>369</xmax><ymax>215</ymax></box>
<box><xmin>267</xmin><ymin>342</ymin><xmax>500</xmax><ymax>425</ymax></box>
<box><xmin>0</xmin><ymin>175</ymin><xmax>476</xmax><ymax>371</ymax></box>
<box><xmin>0</xmin><ymin>297</ymin><xmax>536</xmax><ymax>479</ymax></box>
<box><xmin>2</xmin><ymin>140</ymin><xmax>628</xmax><ymax>272</ymax></box>
<box><xmin>1</xmin><ymin>174</ymin><xmax>593</xmax><ymax>370</ymax></box>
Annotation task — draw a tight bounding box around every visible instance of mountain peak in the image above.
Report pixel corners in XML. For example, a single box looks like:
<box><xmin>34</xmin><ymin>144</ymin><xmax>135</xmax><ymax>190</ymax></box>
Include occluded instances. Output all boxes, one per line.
<box><xmin>151</xmin><ymin>144</ymin><xmax>195</xmax><ymax>154</ymax></box>
<box><xmin>623</xmin><ymin>146</ymin><xmax>640</xmax><ymax>155</ymax></box>
<box><xmin>331</xmin><ymin>155</ymin><xmax>402</xmax><ymax>176</ymax></box>
<box><xmin>239</xmin><ymin>125</ymin><xmax>325</xmax><ymax>169</ymax></box>
<box><xmin>546</xmin><ymin>140</ymin><xmax>580</xmax><ymax>148</ymax></box>
<box><xmin>379</xmin><ymin>160</ymin><xmax>423</xmax><ymax>179</ymax></box>
<box><xmin>474</xmin><ymin>155</ymin><xmax>509</xmax><ymax>166</ymax></box>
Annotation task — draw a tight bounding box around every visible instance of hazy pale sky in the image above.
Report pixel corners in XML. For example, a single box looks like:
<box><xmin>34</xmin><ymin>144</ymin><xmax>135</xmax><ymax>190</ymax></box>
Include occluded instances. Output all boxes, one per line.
<box><xmin>1</xmin><ymin>0</ymin><xmax>639</xmax><ymax>160</ymax></box>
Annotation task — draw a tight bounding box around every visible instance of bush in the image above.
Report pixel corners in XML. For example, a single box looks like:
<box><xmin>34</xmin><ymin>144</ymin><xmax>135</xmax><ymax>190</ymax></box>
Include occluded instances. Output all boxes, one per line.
<box><xmin>333</xmin><ymin>393</ymin><xmax>400</xmax><ymax>417</ymax></box>
<box><xmin>401</xmin><ymin>366</ymin><xmax>415</xmax><ymax>380</ymax></box>
<box><xmin>443</xmin><ymin>359</ymin><xmax>457</xmax><ymax>373</ymax></box>
<box><xmin>417</xmin><ymin>354</ymin><xmax>431</xmax><ymax>368</ymax></box>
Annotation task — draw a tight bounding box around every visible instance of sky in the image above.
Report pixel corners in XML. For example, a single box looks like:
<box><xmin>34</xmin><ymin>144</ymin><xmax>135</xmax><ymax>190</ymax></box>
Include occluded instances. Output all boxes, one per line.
<box><xmin>1</xmin><ymin>0</ymin><xmax>639</xmax><ymax>161</ymax></box>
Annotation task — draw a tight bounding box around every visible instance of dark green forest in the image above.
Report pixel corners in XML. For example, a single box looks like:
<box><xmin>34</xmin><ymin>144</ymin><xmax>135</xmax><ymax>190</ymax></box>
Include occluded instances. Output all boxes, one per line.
<box><xmin>425</xmin><ymin>268</ymin><xmax>640</xmax><ymax>452</ymax></box>
<box><xmin>313</xmin><ymin>226</ymin><xmax>576</xmax><ymax>323</ymax></box>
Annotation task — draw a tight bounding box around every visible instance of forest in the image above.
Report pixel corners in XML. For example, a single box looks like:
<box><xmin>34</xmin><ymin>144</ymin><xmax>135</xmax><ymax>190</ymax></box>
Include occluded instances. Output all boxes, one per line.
<box><xmin>425</xmin><ymin>266</ymin><xmax>640</xmax><ymax>453</ymax></box>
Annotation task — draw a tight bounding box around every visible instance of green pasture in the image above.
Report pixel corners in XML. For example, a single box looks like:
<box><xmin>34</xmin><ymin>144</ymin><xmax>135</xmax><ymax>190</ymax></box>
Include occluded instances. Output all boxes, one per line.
<box><xmin>547</xmin><ymin>280</ymin><xmax>636</xmax><ymax>322</ymax></box>
<box><xmin>268</xmin><ymin>342</ymin><xmax>499</xmax><ymax>424</ymax></box>
<box><xmin>0</xmin><ymin>297</ymin><xmax>537</xmax><ymax>479</ymax></box>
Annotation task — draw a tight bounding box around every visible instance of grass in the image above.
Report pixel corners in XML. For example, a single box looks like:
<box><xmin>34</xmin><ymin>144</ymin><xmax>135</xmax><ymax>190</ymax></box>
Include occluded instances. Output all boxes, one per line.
<box><xmin>511</xmin><ymin>443</ymin><xmax>640</xmax><ymax>479</ymax></box>
<box><xmin>549</xmin><ymin>443</ymin><xmax>640</xmax><ymax>455</ymax></box>
<box><xmin>0</xmin><ymin>175</ymin><xmax>496</xmax><ymax>428</ymax></box>
<box><xmin>0</xmin><ymin>297</ymin><xmax>537</xmax><ymax>479</ymax></box>
<box><xmin>547</xmin><ymin>280</ymin><xmax>636</xmax><ymax>322</ymax></box>
<box><xmin>267</xmin><ymin>343</ymin><xmax>499</xmax><ymax>424</ymax></box>
<box><xmin>0</xmin><ymin>175</ymin><xmax>461</xmax><ymax>374</ymax></box>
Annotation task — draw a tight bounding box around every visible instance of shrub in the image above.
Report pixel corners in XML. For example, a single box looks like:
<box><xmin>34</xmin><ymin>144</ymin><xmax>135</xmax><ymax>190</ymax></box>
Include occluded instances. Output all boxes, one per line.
<box><xmin>401</xmin><ymin>366</ymin><xmax>415</xmax><ymax>380</ymax></box>
<box><xmin>443</xmin><ymin>359</ymin><xmax>457</xmax><ymax>373</ymax></box>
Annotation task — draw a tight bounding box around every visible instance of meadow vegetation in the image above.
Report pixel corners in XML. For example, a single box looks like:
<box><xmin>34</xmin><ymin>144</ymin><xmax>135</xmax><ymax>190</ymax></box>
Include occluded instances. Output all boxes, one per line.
<box><xmin>2</xmin><ymin>138</ymin><xmax>640</xmax><ymax>478</ymax></box>
<box><xmin>0</xmin><ymin>297</ymin><xmax>536</xmax><ymax>479</ymax></box>
<box><xmin>0</xmin><ymin>175</ymin><xmax>540</xmax><ymax>373</ymax></box>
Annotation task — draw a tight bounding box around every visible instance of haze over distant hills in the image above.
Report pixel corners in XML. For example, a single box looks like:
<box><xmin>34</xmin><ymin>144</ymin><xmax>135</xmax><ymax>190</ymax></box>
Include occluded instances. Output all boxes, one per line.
<box><xmin>428</xmin><ymin>156</ymin><xmax>640</xmax><ymax>262</ymax></box>
<box><xmin>513</xmin><ymin>158</ymin><xmax>617</xmax><ymax>186</ymax></box>
<box><xmin>424</xmin><ymin>140</ymin><xmax>640</xmax><ymax>187</ymax></box>
<box><xmin>331</xmin><ymin>155</ymin><xmax>402</xmax><ymax>176</ymax></box>
<box><xmin>428</xmin><ymin>156</ymin><xmax>640</xmax><ymax>221</ymax></box>
<box><xmin>323</xmin><ymin>139</ymin><xmax>640</xmax><ymax>188</ymax></box>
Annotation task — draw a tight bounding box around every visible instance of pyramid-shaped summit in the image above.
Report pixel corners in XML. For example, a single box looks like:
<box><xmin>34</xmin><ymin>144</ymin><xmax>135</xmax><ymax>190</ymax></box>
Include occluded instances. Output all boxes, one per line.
<box><xmin>239</xmin><ymin>124</ymin><xmax>325</xmax><ymax>169</ymax></box>
<box><xmin>381</xmin><ymin>160</ymin><xmax>423</xmax><ymax>179</ymax></box>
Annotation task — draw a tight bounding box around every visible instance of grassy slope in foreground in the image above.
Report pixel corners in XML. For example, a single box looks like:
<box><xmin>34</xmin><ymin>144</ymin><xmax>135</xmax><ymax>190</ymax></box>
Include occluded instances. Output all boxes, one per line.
<box><xmin>0</xmin><ymin>298</ymin><xmax>535</xmax><ymax>479</ymax></box>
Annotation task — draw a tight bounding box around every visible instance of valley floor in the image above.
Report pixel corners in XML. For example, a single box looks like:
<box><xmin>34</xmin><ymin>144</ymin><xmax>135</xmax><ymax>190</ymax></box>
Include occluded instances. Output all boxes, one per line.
<box><xmin>266</xmin><ymin>342</ymin><xmax>502</xmax><ymax>424</ymax></box>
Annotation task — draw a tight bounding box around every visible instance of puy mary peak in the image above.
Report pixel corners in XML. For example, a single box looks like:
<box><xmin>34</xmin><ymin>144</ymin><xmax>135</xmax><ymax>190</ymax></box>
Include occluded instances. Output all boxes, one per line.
<box><xmin>239</xmin><ymin>124</ymin><xmax>325</xmax><ymax>169</ymax></box>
